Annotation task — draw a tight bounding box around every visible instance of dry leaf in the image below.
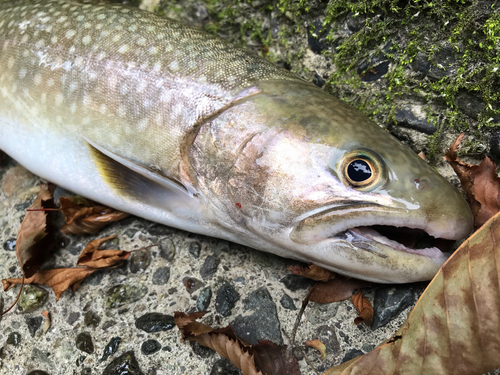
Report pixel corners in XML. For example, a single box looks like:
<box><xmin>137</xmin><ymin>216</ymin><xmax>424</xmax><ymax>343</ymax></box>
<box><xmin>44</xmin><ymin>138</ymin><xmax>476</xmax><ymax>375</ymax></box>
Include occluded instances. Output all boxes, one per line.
<box><xmin>2</xmin><ymin>267</ymin><xmax>96</xmax><ymax>301</ymax></box>
<box><xmin>77</xmin><ymin>235</ymin><xmax>130</xmax><ymax>268</ymax></box>
<box><xmin>174</xmin><ymin>311</ymin><xmax>300</xmax><ymax>375</ymax></box>
<box><xmin>351</xmin><ymin>291</ymin><xmax>374</xmax><ymax>326</ymax></box>
<box><xmin>323</xmin><ymin>210</ymin><xmax>500</xmax><ymax>375</ymax></box>
<box><xmin>309</xmin><ymin>277</ymin><xmax>371</xmax><ymax>304</ymax></box>
<box><xmin>41</xmin><ymin>310</ymin><xmax>51</xmax><ymax>334</ymax></box>
<box><xmin>288</xmin><ymin>264</ymin><xmax>336</xmax><ymax>282</ymax></box>
<box><xmin>306</xmin><ymin>339</ymin><xmax>327</xmax><ymax>359</ymax></box>
<box><xmin>59</xmin><ymin>196</ymin><xmax>128</xmax><ymax>235</ymax></box>
<box><xmin>16</xmin><ymin>184</ymin><xmax>57</xmax><ymax>278</ymax></box>
<box><xmin>444</xmin><ymin>133</ymin><xmax>500</xmax><ymax>228</ymax></box>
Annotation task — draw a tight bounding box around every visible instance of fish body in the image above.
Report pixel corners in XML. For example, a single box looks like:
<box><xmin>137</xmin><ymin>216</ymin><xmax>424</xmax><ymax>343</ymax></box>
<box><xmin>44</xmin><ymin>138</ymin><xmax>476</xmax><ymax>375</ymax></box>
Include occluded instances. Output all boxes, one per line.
<box><xmin>0</xmin><ymin>0</ymin><xmax>473</xmax><ymax>283</ymax></box>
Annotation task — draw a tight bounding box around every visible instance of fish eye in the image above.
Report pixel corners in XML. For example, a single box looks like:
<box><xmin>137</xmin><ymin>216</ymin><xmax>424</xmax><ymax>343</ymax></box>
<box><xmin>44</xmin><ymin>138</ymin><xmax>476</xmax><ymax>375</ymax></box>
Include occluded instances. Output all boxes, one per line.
<box><xmin>341</xmin><ymin>151</ymin><xmax>384</xmax><ymax>190</ymax></box>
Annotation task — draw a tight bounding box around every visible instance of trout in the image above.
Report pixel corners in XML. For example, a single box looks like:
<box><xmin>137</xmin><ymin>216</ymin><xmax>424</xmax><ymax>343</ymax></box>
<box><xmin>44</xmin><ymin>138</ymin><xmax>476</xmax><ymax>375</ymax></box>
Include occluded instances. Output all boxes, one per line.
<box><xmin>0</xmin><ymin>0</ymin><xmax>473</xmax><ymax>283</ymax></box>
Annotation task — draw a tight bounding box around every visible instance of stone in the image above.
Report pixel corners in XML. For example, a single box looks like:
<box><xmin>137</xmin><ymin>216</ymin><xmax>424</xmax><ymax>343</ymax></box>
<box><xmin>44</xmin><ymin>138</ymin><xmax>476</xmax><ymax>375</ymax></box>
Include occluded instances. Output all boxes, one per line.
<box><xmin>102</xmin><ymin>351</ymin><xmax>144</xmax><ymax>375</ymax></box>
<box><xmin>455</xmin><ymin>92</ymin><xmax>486</xmax><ymax>119</ymax></box>
<box><xmin>135</xmin><ymin>313</ymin><xmax>175</xmax><ymax>333</ymax></box>
<box><xmin>18</xmin><ymin>285</ymin><xmax>48</xmax><ymax>313</ymax></box>
<box><xmin>279</xmin><ymin>293</ymin><xmax>297</xmax><ymax>310</ymax></box>
<box><xmin>7</xmin><ymin>331</ymin><xmax>21</xmax><ymax>346</ymax></box>
<box><xmin>231</xmin><ymin>287</ymin><xmax>283</xmax><ymax>345</ymax></box>
<box><xmin>315</xmin><ymin>325</ymin><xmax>340</xmax><ymax>370</ymax></box>
<box><xmin>210</xmin><ymin>358</ymin><xmax>242</xmax><ymax>375</ymax></box>
<box><xmin>341</xmin><ymin>348</ymin><xmax>364</xmax><ymax>363</ymax></box>
<box><xmin>371</xmin><ymin>285</ymin><xmax>418</xmax><ymax>330</ymax></box>
<box><xmin>67</xmin><ymin>312</ymin><xmax>80</xmax><ymax>325</ymax></box>
<box><xmin>280</xmin><ymin>274</ymin><xmax>315</xmax><ymax>291</ymax></box>
<box><xmin>196</xmin><ymin>287</ymin><xmax>212</xmax><ymax>311</ymax></box>
<box><xmin>76</xmin><ymin>332</ymin><xmax>94</xmax><ymax>354</ymax></box>
<box><xmin>412</xmin><ymin>52</ymin><xmax>431</xmax><ymax>74</ymax></box>
<box><xmin>215</xmin><ymin>283</ymin><xmax>240</xmax><ymax>317</ymax></box>
<box><xmin>395</xmin><ymin>108</ymin><xmax>437</xmax><ymax>134</ymax></box>
<box><xmin>159</xmin><ymin>238</ymin><xmax>176</xmax><ymax>261</ymax></box>
<box><xmin>190</xmin><ymin>341</ymin><xmax>214</xmax><ymax>358</ymax></box>
<box><xmin>129</xmin><ymin>249</ymin><xmax>152</xmax><ymax>273</ymax></box>
<box><xmin>307</xmin><ymin>19</ymin><xmax>331</xmax><ymax>54</ymax></box>
<box><xmin>357</xmin><ymin>51</ymin><xmax>389</xmax><ymax>81</ymax></box>
<box><xmin>3</xmin><ymin>237</ymin><xmax>16</xmax><ymax>251</ymax></box>
<box><xmin>188</xmin><ymin>242</ymin><xmax>201</xmax><ymax>258</ymax></box>
<box><xmin>427</xmin><ymin>45</ymin><xmax>457</xmax><ymax>80</ymax></box>
<box><xmin>84</xmin><ymin>310</ymin><xmax>101</xmax><ymax>328</ymax></box>
<box><xmin>199</xmin><ymin>255</ymin><xmax>219</xmax><ymax>280</ymax></box>
<box><xmin>25</xmin><ymin>316</ymin><xmax>43</xmax><ymax>337</ymax></box>
<box><xmin>141</xmin><ymin>339</ymin><xmax>161</xmax><ymax>355</ymax></box>
<box><xmin>26</xmin><ymin>371</ymin><xmax>50</xmax><ymax>375</ymax></box>
<box><xmin>106</xmin><ymin>284</ymin><xmax>148</xmax><ymax>309</ymax></box>
<box><xmin>182</xmin><ymin>277</ymin><xmax>204</xmax><ymax>294</ymax></box>
<box><xmin>100</xmin><ymin>337</ymin><xmax>122</xmax><ymax>362</ymax></box>
<box><xmin>152</xmin><ymin>267</ymin><xmax>170</xmax><ymax>285</ymax></box>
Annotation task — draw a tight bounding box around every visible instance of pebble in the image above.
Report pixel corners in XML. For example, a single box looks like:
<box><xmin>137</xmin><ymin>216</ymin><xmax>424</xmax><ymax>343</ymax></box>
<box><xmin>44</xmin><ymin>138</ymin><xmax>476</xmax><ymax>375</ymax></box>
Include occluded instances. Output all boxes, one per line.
<box><xmin>190</xmin><ymin>341</ymin><xmax>214</xmax><ymax>358</ymax></box>
<box><xmin>67</xmin><ymin>312</ymin><xmax>80</xmax><ymax>325</ymax></box>
<box><xmin>84</xmin><ymin>310</ymin><xmax>101</xmax><ymax>328</ymax></box>
<box><xmin>199</xmin><ymin>255</ymin><xmax>219</xmax><ymax>279</ymax></box>
<box><xmin>307</xmin><ymin>19</ymin><xmax>331</xmax><ymax>54</ymax></box>
<box><xmin>182</xmin><ymin>277</ymin><xmax>204</xmax><ymax>294</ymax></box>
<box><xmin>341</xmin><ymin>348</ymin><xmax>364</xmax><ymax>363</ymax></box>
<box><xmin>2</xmin><ymin>237</ymin><xmax>16</xmax><ymax>251</ymax></box>
<box><xmin>76</xmin><ymin>332</ymin><xmax>94</xmax><ymax>354</ymax></box>
<box><xmin>159</xmin><ymin>238</ymin><xmax>176</xmax><ymax>262</ymax></box>
<box><xmin>371</xmin><ymin>285</ymin><xmax>418</xmax><ymax>330</ymax></box>
<box><xmin>135</xmin><ymin>313</ymin><xmax>175</xmax><ymax>333</ymax></box>
<box><xmin>231</xmin><ymin>287</ymin><xmax>283</xmax><ymax>345</ymax></box>
<box><xmin>100</xmin><ymin>337</ymin><xmax>122</xmax><ymax>362</ymax></box>
<box><xmin>357</xmin><ymin>52</ymin><xmax>389</xmax><ymax>82</ymax></box>
<box><xmin>210</xmin><ymin>358</ymin><xmax>242</xmax><ymax>375</ymax></box>
<box><xmin>455</xmin><ymin>91</ymin><xmax>486</xmax><ymax>119</ymax></box>
<box><xmin>427</xmin><ymin>45</ymin><xmax>457</xmax><ymax>80</ymax></box>
<box><xmin>188</xmin><ymin>242</ymin><xmax>201</xmax><ymax>258</ymax></box>
<box><xmin>7</xmin><ymin>331</ymin><xmax>22</xmax><ymax>346</ymax></box>
<box><xmin>315</xmin><ymin>325</ymin><xmax>341</xmax><ymax>370</ymax></box>
<box><xmin>152</xmin><ymin>266</ymin><xmax>170</xmax><ymax>285</ymax></box>
<box><xmin>102</xmin><ymin>351</ymin><xmax>144</xmax><ymax>375</ymax></box>
<box><xmin>26</xmin><ymin>371</ymin><xmax>50</xmax><ymax>375</ymax></box>
<box><xmin>129</xmin><ymin>249</ymin><xmax>152</xmax><ymax>273</ymax></box>
<box><xmin>25</xmin><ymin>316</ymin><xmax>43</xmax><ymax>337</ymax></box>
<box><xmin>279</xmin><ymin>293</ymin><xmax>297</xmax><ymax>310</ymax></box>
<box><xmin>141</xmin><ymin>339</ymin><xmax>161</xmax><ymax>355</ymax></box>
<box><xmin>280</xmin><ymin>274</ymin><xmax>315</xmax><ymax>291</ymax></box>
<box><xmin>196</xmin><ymin>287</ymin><xmax>212</xmax><ymax>311</ymax></box>
<box><xmin>106</xmin><ymin>284</ymin><xmax>148</xmax><ymax>309</ymax></box>
<box><xmin>412</xmin><ymin>52</ymin><xmax>431</xmax><ymax>74</ymax></box>
<box><xmin>18</xmin><ymin>285</ymin><xmax>48</xmax><ymax>313</ymax></box>
<box><xmin>215</xmin><ymin>282</ymin><xmax>240</xmax><ymax>317</ymax></box>
<box><xmin>395</xmin><ymin>108</ymin><xmax>436</xmax><ymax>134</ymax></box>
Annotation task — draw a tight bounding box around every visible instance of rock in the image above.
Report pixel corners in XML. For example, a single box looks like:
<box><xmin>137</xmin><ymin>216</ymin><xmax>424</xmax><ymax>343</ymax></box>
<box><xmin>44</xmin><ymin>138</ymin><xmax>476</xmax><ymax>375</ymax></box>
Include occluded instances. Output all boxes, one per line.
<box><xmin>190</xmin><ymin>341</ymin><xmax>214</xmax><ymax>358</ymax></box>
<box><xmin>412</xmin><ymin>52</ymin><xmax>431</xmax><ymax>74</ymax></box>
<box><xmin>25</xmin><ymin>316</ymin><xmax>43</xmax><ymax>337</ymax></box>
<box><xmin>1</xmin><ymin>165</ymin><xmax>36</xmax><ymax>197</ymax></box>
<box><xmin>18</xmin><ymin>285</ymin><xmax>48</xmax><ymax>313</ymax></box>
<box><xmin>76</xmin><ymin>332</ymin><xmax>94</xmax><ymax>354</ymax></box>
<box><xmin>129</xmin><ymin>249</ymin><xmax>152</xmax><ymax>273</ymax></box>
<box><xmin>357</xmin><ymin>51</ymin><xmax>389</xmax><ymax>81</ymax></box>
<box><xmin>67</xmin><ymin>312</ymin><xmax>80</xmax><ymax>325</ymax></box>
<box><xmin>315</xmin><ymin>325</ymin><xmax>341</xmax><ymax>371</ymax></box>
<box><xmin>279</xmin><ymin>293</ymin><xmax>297</xmax><ymax>310</ymax></box>
<box><xmin>371</xmin><ymin>285</ymin><xmax>417</xmax><ymax>330</ymax></box>
<box><xmin>312</xmin><ymin>72</ymin><xmax>326</xmax><ymax>88</ymax></box>
<box><xmin>26</xmin><ymin>371</ymin><xmax>50</xmax><ymax>375</ymax></box>
<box><xmin>135</xmin><ymin>313</ymin><xmax>175</xmax><ymax>333</ymax></box>
<box><xmin>210</xmin><ymin>358</ymin><xmax>242</xmax><ymax>375</ymax></box>
<box><xmin>455</xmin><ymin>92</ymin><xmax>486</xmax><ymax>119</ymax></box>
<box><xmin>2</xmin><ymin>237</ymin><xmax>16</xmax><ymax>251</ymax></box>
<box><xmin>84</xmin><ymin>310</ymin><xmax>101</xmax><ymax>328</ymax></box>
<box><xmin>280</xmin><ymin>274</ymin><xmax>315</xmax><ymax>291</ymax></box>
<box><xmin>141</xmin><ymin>339</ymin><xmax>161</xmax><ymax>355</ymax></box>
<box><xmin>196</xmin><ymin>287</ymin><xmax>212</xmax><ymax>311</ymax></box>
<box><xmin>188</xmin><ymin>242</ymin><xmax>201</xmax><ymax>258</ymax></box>
<box><xmin>152</xmin><ymin>267</ymin><xmax>170</xmax><ymax>286</ymax></box>
<box><xmin>307</xmin><ymin>19</ymin><xmax>331</xmax><ymax>54</ymax></box>
<box><xmin>100</xmin><ymin>337</ymin><xmax>122</xmax><ymax>362</ymax></box>
<box><xmin>341</xmin><ymin>348</ymin><xmax>364</xmax><ymax>363</ymax></box>
<box><xmin>427</xmin><ymin>45</ymin><xmax>457</xmax><ymax>80</ymax></box>
<box><xmin>395</xmin><ymin>108</ymin><xmax>437</xmax><ymax>134</ymax></box>
<box><xmin>490</xmin><ymin>132</ymin><xmax>500</xmax><ymax>161</ymax></box>
<box><xmin>231</xmin><ymin>287</ymin><xmax>283</xmax><ymax>345</ymax></box>
<box><xmin>215</xmin><ymin>283</ymin><xmax>240</xmax><ymax>317</ymax></box>
<box><xmin>102</xmin><ymin>351</ymin><xmax>144</xmax><ymax>375</ymax></box>
<box><xmin>81</xmin><ymin>368</ymin><xmax>91</xmax><ymax>375</ymax></box>
<box><xmin>159</xmin><ymin>238</ymin><xmax>176</xmax><ymax>261</ymax></box>
<box><xmin>7</xmin><ymin>331</ymin><xmax>22</xmax><ymax>346</ymax></box>
<box><xmin>199</xmin><ymin>255</ymin><xmax>219</xmax><ymax>280</ymax></box>
<box><xmin>106</xmin><ymin>284</ymin><xmax>148</xmax><ymax>309</ymax></box>
<box><xmin>182</xmin><ymin>277</ymin><xmax>204</xmax><ymax>294</ymax></box>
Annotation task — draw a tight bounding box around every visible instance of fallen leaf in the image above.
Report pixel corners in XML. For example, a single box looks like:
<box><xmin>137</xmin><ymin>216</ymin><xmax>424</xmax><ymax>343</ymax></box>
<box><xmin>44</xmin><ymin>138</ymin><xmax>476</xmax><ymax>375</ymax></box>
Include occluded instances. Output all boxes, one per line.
<box><xmin>2</xmin><ymin>267</ymin><xmax>97</xmax><ymax>301</ymax></box>
<box><xmin>351</xmin><ymin>291</ymin><xmax>373</xmax><ymax>326</ymax></box>
<box><xmin>288</xmin><ymin>264</ymin><xmax>336</xmax><ymax>282</ymax></box>
<box><xmin>41</xmin><ymin>310</ymin><xmax>51</xmax><ymax>334</ymax></box>
<box><xmin>16</xmin><ymin>184</ymin><xmax>57</xmax><ymax>278</ymax></box>
<box><xmin>306</xmin><ymin>339</ymin><xmax>327</xmax><ymax>359</ymax></box>
<box><xmin>309</xmin><ymin>277</ymin><xmax>371</xmax><ymax>303</ymax></box>
<box><xmin>77</xmin><ymin>235</ymin><xmax>130</xmax><ymax>268</ymax></box>
<box><xmin>444</xmin><ymin>133</ymin><xmax>500</xmax><ymax>228</ymax></box>
<box><xmin>323</xmin><ymin>210</ymin><xmax>500</xmax><ymax>375</ymax></box>
<box><xmin>59</xmin><ymin>196</ymin><xmax>129</xmax><ymax>235</ymax></box>
<box><xmin>417</xmin><ymin>151</ymin><xmax>428</xmax><ymax>162</ymax></box>
<box><xmin>174</xmin><ymin>311</ymin><xmax>300</xmax><ymax>375</ymax></box>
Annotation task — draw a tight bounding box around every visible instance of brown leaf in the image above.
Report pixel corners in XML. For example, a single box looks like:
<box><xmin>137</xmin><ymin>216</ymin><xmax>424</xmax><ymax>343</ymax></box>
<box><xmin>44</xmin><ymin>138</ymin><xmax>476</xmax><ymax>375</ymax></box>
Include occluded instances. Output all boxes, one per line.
<box><xmin>288</xmin><ymin>264</ymin><xmax>336</xmax><ymax>282</ymax></box>
<box><xmin>351</xmin><ymin>291</ymin><xmax>373</xmax><ymax>326</ymax></box>
<box><xmin>2</xmin><ymin>267</ymin><xmax>96</xmax><ymax>301</ymax></box>
<box><xmin>16</xmin><ymin>184</ymin><xmax>57</xmax><ymax>278</ymax></box>
<box><xmin>174</xmin><ymin>312</ymin><xmax>300</xmax><ymax>375</ymax></box>
<box><xmin>323</xmin><ymin>210</ymin><xmax>500</xmax><ymax>375</ymax></box>
<box><xmin>309</xmin><ymin>276</ymin><xmax>371</xmax><ymax>303</ymax></box>
<box><xmin>41</xmin><ymin>310</ymin><xmax>51</xmax><ymax>334</ymax></box>
<box><xmin>77</xmin><ymin>235</ymin><xmax>130</xmax><ymax>268</ymax></box>
<box><xmin>306</xmin><ymin>339</ymin><xmax>327</xmax><ymax>359</ymax></box>
<box><xmin>444</xmin><ymin>133</ymin><xmax>500</xmax><ymax>228</ymax></box>
<box><xmin>59</xmin><ymin>196</ymin><xmax>128</xmax><ymax>235</ymax></box>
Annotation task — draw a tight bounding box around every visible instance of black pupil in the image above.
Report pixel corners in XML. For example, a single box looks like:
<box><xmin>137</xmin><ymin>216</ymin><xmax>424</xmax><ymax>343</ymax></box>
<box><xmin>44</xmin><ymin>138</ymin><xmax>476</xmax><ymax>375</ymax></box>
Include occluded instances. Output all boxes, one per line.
<box><xmin>347</xmin><ymin>160</ymin><xmax>372</xmax><ymax>182</ymax></box>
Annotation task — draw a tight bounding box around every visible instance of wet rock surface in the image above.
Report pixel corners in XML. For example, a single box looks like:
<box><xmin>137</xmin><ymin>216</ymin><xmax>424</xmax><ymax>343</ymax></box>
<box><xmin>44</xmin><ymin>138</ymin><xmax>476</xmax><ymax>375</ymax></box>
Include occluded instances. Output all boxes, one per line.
<box><xmin>76</xmin><ymin>332</ymin><xmax>95</xmax><ymax>354</ymax></box>
<box><xmin>17</xmin><ymin>285</ymin><xmax>48</xmax><ymax>313</ymax></box>
<box><xmin>371</xmin><ymin>285</ymin><xmax>422</xmax><ymax>330</ymax></box>
<box><xmin>106</xmin><ymin>284</ymin><xmax>148</xmax><ymax>309</ymax></box>
<box><xmin>25</xmin><ymin>316</ymin><xmax>43</xmax><ymax>338</ymax></box>
<box><xmin>215</xmin><ymin>282</ymin><xmax>240</xmax><ymax>317</ymax></box>
<box><xmin>141</xmin><ymin>339</ymin><xmax>161</xmax><ymax>355</ymax></box>
<box><xmin>135</xmin><ymin>313</ymin><xmax>175</xmax><ymax>333</ymax></box>
<box><xmin>102</xmin><ymin>351</ymin><xmax>144</xmax><ymax>375</ymax></box>
<box><xmin>100</xmin><ymin>337</ymin><xmax>122</xmax><ymax>362</ymax></box>
<box><xmin>210</xmin><ymin>358</ymin><xmax>242</xmax><ymax>375</ymax></box>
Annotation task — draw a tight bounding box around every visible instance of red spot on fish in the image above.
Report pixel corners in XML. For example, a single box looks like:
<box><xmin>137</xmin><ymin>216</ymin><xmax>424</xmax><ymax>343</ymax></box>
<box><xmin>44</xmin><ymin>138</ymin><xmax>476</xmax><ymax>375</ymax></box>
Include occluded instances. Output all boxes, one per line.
<box><xmin>235</xmin><ymin>203</ymin><xmax>241</xmax><ymax>209</ymax></box>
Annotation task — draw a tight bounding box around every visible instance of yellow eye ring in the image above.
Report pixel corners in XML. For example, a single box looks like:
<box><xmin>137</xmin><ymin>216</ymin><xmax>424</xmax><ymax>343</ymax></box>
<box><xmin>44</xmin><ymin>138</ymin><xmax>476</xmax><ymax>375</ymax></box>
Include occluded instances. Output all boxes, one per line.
<box><xmin>341</xmin><ymin>151</ymin><xmax>384</xmax><ymax>190</ymax></box>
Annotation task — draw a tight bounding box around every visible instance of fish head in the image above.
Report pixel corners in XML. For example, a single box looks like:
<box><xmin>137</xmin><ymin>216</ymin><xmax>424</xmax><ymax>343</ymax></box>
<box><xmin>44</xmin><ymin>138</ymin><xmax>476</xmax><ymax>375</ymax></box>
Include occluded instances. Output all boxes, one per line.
<box><xmin>191</xmin><ymin>81</ymin><xmax>473</xmax><ymax>283</ymax></box>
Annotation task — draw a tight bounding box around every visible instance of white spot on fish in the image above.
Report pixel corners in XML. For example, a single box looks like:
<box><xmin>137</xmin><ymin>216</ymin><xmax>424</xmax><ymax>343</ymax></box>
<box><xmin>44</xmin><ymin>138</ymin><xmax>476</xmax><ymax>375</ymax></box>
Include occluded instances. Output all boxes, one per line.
<box><xmin>112</xmin><ymin>34</ymin><xmax>121</xmax><ymax>43</ymax></box>
<box><xmin>62</xmin><ymin>60</ymin><xmax>72</xmax><ymax>71</ymax></box>
<box><xmin>70</xmin><ymin>102</ymin><xmax>77</xmax><ymax>114</ymax></box>
<box><xmin>153</xmin><ymin>62</ymin><xmax>162</xmax><ymax>72</ymax></box>
<box><xmin>7</xmin><ymin>57</ymin><xmax>15</xmax><ymax>69</ymax></box>
<box><xmin>47</xmin><ymin>78</ymin><xmax>54</xmax><ymax>87</ymax></box>
<box><xmin>137</xmin><ymin>118</ymin><xmax>148</xmax><ymax>131</ymax></box>
<box><xmin>51</xmin><ymin>36</ymin><xmax>58</xmax><ymax>44</ymax></box>
<box><xmin>82</xmin><ymin>35</ymin><xmax>91</xmax><ymax>45</ymax></box>
<box><xmin>129</xmin><ymin>25</ymin><xmax>137</xmax><ymax>32</ymax></box>
<box><xmin>168</xmin><ymin>61</ymin><xmax>179</xmax><ymax>72</ymax></box>
<box><xmin>96</xmin><ymin>52</ymin><xmax>107</xmax><ymax>61</ymax></box>
<box><xmin>82</xmin><ymin>117</ymin><xmax>91</xmax><ymax>125</ymax></box>
<box><xmin>55</xmin><ymin>93</ymin><xmax>64</xmax><ymax>106</ymax></box>
<box><xmin>18</xmin><ymin>68</ymin><xmax>27</xmax><ymax>79</ymax></box>
<box><xmin>137</xmin><ymin>38</ymin><xmax>146</xmax><ymax>46</ymax></box>
<box><xmin>99</xmin><ymin>103</ymin><xmax>107</xmax><ymax>114</ymax></box>
<box><xmin>149</xmin><ymin>46</ymin><xmax>158</xmax><ymax>55</ymax></box>
<box><xmin>57</xmin><ymin>16</ymin><xmax>68</xmax><ymax>23</ymax></box>
<box><xmin>117</xmin><ymin>104</ymin><xmax>126</xmax><ymax>117</ymax></box>
<box><xmin>118</xmin><ymin>44</ymin><xmax>130</xmax><ymax>54</ymax></box>
<box><xmin>20</xmin><ymin>35</ymin><xmax>29</xmax><ymax>44</ymax></box>
<box><xmin>97</xmin><ymin>14</ymin><xmax>106</xmax><ymax>20</ymax></box>
<box><xmin>40</xmin><ymin>92</ymin><xmax>47</xmax><ymax>104</ymax></box>
<box><xmin>34</xmin><ymin>74</ymin><xmax>42</xmax><ymax>85</ymax></box>
<box><xmin>65</xmin><ymin>29</ymin><xmax>76</xmax><ymax>39</ymax></box>
<box><xmin>74</xmin><ymin>56</ymin><xmax>84</xmax><ymax>67</ymax></box>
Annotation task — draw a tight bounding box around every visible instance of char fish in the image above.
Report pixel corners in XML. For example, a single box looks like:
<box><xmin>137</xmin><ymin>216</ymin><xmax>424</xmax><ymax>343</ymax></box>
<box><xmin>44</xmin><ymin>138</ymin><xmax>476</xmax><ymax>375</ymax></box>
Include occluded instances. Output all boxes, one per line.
<box><xmin>0</xmin><ymin>0</ymin><xmax>473</xmax><ymax>283</ymax></box>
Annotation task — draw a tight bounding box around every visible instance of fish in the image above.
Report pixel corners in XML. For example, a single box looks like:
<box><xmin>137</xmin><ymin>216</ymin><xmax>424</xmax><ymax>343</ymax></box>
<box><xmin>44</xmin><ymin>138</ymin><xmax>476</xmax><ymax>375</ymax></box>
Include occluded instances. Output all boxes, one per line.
<box><xmin>0</xmin><ymin>0</ymin><xmax>473</xmax><ymax>283</ymax></box>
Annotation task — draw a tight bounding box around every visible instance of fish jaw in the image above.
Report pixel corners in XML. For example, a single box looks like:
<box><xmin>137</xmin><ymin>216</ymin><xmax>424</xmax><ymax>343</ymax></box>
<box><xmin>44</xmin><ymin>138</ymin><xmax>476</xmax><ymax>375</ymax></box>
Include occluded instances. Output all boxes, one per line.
<box><xmin>190</xmin><ymin>80</ymin><xmax>473</xmax><ymax>283</ymax></box>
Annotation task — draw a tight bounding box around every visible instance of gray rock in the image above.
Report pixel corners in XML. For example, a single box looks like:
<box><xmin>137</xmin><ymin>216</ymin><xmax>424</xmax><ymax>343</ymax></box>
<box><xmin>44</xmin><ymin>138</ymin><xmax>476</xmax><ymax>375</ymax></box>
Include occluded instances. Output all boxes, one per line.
<box><xmin>196</xmin><ymin>287</ymin><xmax>212</xmax><ymax>311</ymax></box>
<box><xmin>280</xmin><ymin>274</ymin><xmax>315</xmax><ymax>291</ymax></box>
<box><xmin>395</xmin><ymin>108</ymin><xmax>436</xmax><ymax>134</ymax></box>
<box><xmin>129</xmin><ymin>249</ymin><xmax>152</xmax><ymax>273</ymax></box>
<box><xmin>84</xmin><ymin>310</ymin><xmax>101</xmax><ymax>328</ymax></box>
<box><xmin>26</xmin><ymin>371</ymin><xmax>50</xmax><ymax>375</ymax></box>
<box><xmin>215</xmin><ymin>282</ymin><xmax>240</xmax><ymax>317</ymax></box>
<box><xmin>67</xmin><ymin>311</ymin><xmax>80</xmax><ymax>325</ymax></box>
<box><xmin>76</xmin><ymin>332</ymin><xmax>94</xmax><ymax>354</ymax></box>
<box><xmin>231</xmin><ymin>287</ymin><xmax>283</xmax><ymax>345</ymax></box>
<box><xmin>341</xmin><ymin>348</ymin><xmax>364</xmax><ymax>363</ymax></box>
<box><xmin>190</xmin><ymin>341</ymin><xmax>214</xmax><ymax>358</ymax></box>
<box><xmin>279</xmin><ymin>293</ymin><xmax>297</xmax><ymax>311</ymax></box>
<box><xmin>141</xmin><ymin>339</ymin><xmax>161</xmax><ymax>355</ymax></box>
<box><xmin>210</xmin><ymin>358</ymin><xmax>242</xmax><ymax>375</ymax></box>
<box><xmin>427</xmin><ymin>45</ymin><xmax>457</xmax><ymax>80</ymax></box>
<box><xmin>456</xmin><ymin>92</ymin><xmax>486</xmax><ymax>119</ymax></box>
<box><xmin>371</xmin><ymin>285</ymin><xmax>417</xmax><ymax>330</ymax></box>
<box><xmin>412</xmin><ymin>52</ymin><xmax>431</xmax><ymax>74</ymax></box>
<box><xmin>2</xmin><ymin>237</ymin><xmax>16</xmax><ymax>251</ymax></box>
<box><xmin>159</xmin><ymin>238</ymin><xmax>176</xmax><ymax>262</ymax></box>
<box><xmin>199</xmin><ymin>255</ymin><xmax>219</xmax><ymax>280</ymax></box>
<box><xmin>105</xmin><ymin>284</ymin><xmax>148</xmax><ymax>309</ymax></box>
<box><xmin>100</xmin><ymin>337</ymin><xmax>122</xmax><ymax>362</ymax></box>
<box><xmin>152</xmin><ymin>267</ymin><xmax>170</xmax><ymax>286</ymax></box>
<box><xmin>18</xmin><ymin>285</ymin><xmax>48</xmax><ymax>313</ymax></box>
<box><xmin>135</xmin><ymin>313</ymin><xmax>175</xmax><ymax>333</ymax></box>
<box><xmin>25</xmin><ymin>316</ymin><xmax>43</xmax><ymax>337</ymax></box>
<box><xmin>7</xmin><ymin>331</ymin><xmax>21</xmax><ymax>346</ymax></box>
<box><xmin>102</xmin><ymin>351</ymin><xmax>144</xmax><ymax>375</ymax></box>
<box><xmin>188</xmin><ymin>242</ymin><xmax>201</xmax><ymax>258</ymax></box>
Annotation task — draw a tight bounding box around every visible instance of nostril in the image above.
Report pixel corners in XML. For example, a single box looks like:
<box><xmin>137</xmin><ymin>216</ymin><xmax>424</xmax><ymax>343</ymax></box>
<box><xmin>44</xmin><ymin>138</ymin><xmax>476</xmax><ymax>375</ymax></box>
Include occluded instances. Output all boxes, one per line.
<box><xmin>414</xmin><ymin>178</ymin><xmax>430</xmax><ymax>190</ymax></box>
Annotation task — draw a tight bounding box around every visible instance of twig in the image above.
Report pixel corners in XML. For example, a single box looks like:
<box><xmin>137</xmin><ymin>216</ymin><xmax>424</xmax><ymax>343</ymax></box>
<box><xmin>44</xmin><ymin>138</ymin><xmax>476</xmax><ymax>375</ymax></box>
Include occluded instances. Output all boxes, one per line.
<box><xmin>1</xmin><ymin>275</ymin><xmax>24</xmax><ymax>316</ymax></box>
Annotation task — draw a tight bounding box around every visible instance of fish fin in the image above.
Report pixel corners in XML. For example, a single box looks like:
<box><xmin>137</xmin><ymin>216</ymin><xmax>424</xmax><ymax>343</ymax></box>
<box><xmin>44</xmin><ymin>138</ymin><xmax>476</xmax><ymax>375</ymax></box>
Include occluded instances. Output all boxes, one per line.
<box><xmin>86</xmin><ymin>139</ymin><xmax>198</xmax><ymax>208</ymax></box>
